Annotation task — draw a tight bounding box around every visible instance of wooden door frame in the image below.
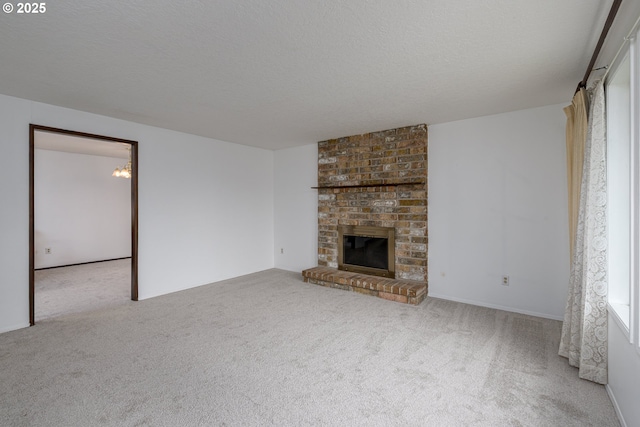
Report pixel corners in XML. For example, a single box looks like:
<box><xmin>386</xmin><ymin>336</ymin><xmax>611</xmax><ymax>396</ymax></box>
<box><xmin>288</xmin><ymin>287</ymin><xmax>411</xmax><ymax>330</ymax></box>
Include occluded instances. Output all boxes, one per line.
<box><xmin>29</xmin><ymin>124</ymin><xmax>139</xmax><ymax>325</ymax></box>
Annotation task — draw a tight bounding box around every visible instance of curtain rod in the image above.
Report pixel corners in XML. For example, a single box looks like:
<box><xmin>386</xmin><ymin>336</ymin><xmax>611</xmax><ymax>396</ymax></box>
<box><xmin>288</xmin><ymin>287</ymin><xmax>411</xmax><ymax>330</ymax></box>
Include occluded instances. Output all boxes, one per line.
<box><xmin>601</xmin><ymin>13</ymin><xmax>640</xmax><ymax>82</ymax></box>
<box><xmin>575</xmin><ymin>0</ymin><xmax>623</xmax><ymax>94</ymax></box>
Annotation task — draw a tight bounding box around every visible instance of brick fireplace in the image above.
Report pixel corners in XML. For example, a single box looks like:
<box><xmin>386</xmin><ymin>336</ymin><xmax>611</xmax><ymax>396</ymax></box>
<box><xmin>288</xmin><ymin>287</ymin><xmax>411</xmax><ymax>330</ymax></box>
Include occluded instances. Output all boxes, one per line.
<box><xmin>302</xmin><ymin>124</ymin><xmax>428</xmax><ymax>305</ymax></box>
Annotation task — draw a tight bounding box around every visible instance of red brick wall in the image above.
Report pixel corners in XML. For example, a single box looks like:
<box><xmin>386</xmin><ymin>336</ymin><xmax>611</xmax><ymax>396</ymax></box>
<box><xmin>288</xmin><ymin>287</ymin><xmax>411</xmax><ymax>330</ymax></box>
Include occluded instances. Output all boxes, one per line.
<box><xmin>317</xmin><ymin>124</ymin><xmax>428</xmax><ymax>282</ymax></box>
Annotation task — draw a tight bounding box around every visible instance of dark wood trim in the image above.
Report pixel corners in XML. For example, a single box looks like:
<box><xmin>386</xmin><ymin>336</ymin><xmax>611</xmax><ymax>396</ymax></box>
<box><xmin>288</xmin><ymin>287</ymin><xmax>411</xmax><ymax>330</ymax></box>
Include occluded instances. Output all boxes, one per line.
<box><xmin>312</xmin><ymin>181</ymin><xmax>425</xmax><ymax>190</ymax></box>
<box><xmin>29</xmin><ymin>125</ymin><xmax>140</xmax><ymax>324</ymax></box>
<box><xmin>130</xmin><ymin>140</ymin><xmax>139</xmax><ymax>301</ymax></box>
<box><xmin>34</xmin><ymin>257</ymin><xmax>132</xmax><ymax>271</ymax></box>
<box><xmin>31</xmin><ymin>125</ymin><xmax>138</xmax><ymax>145</ymax></box>
<box><xmin>29</xmin><ymin>125</ymin><xmax>35</xmax><ymax>326</ymax></box>
<box><xmin>576</xmin><ymin>0</ymin><xmax>622</xmax><ymax>93</ymax></box>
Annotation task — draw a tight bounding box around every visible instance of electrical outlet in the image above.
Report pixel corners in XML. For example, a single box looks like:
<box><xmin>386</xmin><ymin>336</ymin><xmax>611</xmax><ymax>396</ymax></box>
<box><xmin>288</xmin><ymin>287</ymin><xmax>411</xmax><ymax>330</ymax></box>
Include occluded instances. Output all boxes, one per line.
<box><xmin>502</xmin><ymin>275</ymin><xmax>509</xmax><ymax>286</ymax></box>
<box><xmin>280</xmin><ymin>248</ymin><xmax>284</xmax><ymax>254</ymax></box>
<box><xmin>45</xmin><ymin>248</ymin><xmax>51</xmax><ymax>254</ymax></box>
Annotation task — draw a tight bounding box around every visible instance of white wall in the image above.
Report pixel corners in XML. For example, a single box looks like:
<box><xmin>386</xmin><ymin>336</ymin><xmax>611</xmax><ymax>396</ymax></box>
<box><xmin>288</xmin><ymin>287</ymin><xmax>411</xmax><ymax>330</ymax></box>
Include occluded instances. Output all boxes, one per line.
<box><xmin>273</xmin><ymin>143</ymin><xmax>318</xmax><ymax>272</ymax></box>
<box><xmin>428</xmin><ymin>104</ymin><xmax>569</xmax><ymax>319</ymax></box>
<box><xmin>35</xmin><ymin>149</ymin><xmax>131</xmax><ymax>268</ymax></box>
<box><xmin>0</xmin><ymin>95</ymin><xmax>31</xmax><ymax>333</ymax></box>
<box><xmin>0</xmin><ymin>93</ymin><xmax>274</xmax><ymax>333</ymax></box>
<box><xmin>608</xmin><ymin>316</ymin><xmax>640</xmax><ymax>427</ymax></box>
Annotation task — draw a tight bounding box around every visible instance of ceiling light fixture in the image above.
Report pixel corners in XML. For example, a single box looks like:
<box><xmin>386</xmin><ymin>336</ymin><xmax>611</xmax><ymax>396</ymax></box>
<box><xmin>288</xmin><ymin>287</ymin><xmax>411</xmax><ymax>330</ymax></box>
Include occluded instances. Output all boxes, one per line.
<box><xmin>112</xmin><ymin>146</ymin><xmax>132</xmax><ymax>179</ymax></box>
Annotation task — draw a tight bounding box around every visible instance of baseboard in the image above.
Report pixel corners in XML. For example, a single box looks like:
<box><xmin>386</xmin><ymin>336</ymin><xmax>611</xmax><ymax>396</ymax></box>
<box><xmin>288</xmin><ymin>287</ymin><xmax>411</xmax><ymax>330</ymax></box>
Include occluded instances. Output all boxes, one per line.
<box><xmin>0</xmin><ymin>322</ymin><xmax>30</xmax><ymax>334</ymax></box>
<box><xmin>606</xmin><ymin>384</ymin><xmax>627</xmax><ymax>427</ymax></box>
<box><xmin>35</xmin><ymin>256</ymin><xmax>132</xmax><ymax>271</ymax></box>
<box><xmin>427</xmin><ymin>292</ymin><xmax>564</xmax><ymax>321</ymax></box>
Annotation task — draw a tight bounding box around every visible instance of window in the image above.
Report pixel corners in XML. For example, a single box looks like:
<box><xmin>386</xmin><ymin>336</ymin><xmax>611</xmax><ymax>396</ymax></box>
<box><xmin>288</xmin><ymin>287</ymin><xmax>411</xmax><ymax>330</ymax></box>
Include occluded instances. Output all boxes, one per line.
<box><xmin>606</xmin><ymin>27</ymin><xmax>640</xmax><ymax>351</ymax></box>
<box><xmin>607</xmin><ymin>53</ymin><xmax>631</xmax><ymax>332</ymax></box>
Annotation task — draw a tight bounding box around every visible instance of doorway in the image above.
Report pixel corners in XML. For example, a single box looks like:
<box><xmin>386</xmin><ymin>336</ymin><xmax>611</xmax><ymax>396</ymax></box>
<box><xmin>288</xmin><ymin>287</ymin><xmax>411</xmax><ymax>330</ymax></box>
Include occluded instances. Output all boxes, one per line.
<box><xmin>29</xmin><ymin>124</ymin><xmax>139</xmax><ymax>325</ymax></box>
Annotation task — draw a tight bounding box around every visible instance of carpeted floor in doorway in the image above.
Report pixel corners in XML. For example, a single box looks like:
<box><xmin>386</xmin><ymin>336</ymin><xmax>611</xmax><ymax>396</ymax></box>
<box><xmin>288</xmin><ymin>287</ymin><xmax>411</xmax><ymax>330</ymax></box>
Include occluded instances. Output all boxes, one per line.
<box><xmin>35</xmin><ymin>258</ymin><xmax>130</xmax><ymax>321</ymax></box>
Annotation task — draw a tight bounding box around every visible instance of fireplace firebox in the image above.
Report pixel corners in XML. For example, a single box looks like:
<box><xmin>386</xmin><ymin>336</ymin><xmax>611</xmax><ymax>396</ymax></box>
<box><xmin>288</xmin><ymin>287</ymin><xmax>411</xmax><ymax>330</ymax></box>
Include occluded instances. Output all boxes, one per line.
<box><xmin>338</xmin><ymin>225</ymin><xmax>395</xmax><ymax>278</ymax></box>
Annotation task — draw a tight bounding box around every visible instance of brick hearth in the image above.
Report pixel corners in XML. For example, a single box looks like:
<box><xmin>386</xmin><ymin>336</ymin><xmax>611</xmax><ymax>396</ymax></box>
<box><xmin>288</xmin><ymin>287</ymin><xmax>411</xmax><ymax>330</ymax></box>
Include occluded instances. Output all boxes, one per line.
<box><xmin>302</xmin><ymin>267</ymin><xmax>427</xmax><ymax>305</ymax></box>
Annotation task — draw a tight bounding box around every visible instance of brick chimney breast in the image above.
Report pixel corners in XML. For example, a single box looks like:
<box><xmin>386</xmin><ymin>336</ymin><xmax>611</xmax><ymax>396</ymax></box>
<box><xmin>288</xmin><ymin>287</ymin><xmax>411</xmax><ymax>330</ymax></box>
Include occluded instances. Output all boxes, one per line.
<box><xmin>316</xmin><ymin>124</ymin><xmax>428</xmax><ymax>282</ymax></box>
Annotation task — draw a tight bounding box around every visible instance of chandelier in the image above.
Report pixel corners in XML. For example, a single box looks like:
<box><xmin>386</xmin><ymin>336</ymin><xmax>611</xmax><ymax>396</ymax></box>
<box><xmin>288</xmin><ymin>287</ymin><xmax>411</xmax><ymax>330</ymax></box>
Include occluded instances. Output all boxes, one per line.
<box><xmin>112</xmin><ymin>146</ymin><xmax>132</xmax><ymax>178</ymax></box>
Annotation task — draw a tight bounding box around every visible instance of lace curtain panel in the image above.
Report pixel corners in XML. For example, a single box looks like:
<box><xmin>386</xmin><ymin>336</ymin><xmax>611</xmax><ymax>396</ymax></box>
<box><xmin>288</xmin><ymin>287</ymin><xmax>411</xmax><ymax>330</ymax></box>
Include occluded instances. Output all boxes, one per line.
<box><xmin>559</xmin><ymin>81</ymin><xmax>608</xmax><ymax>385</ymax></box>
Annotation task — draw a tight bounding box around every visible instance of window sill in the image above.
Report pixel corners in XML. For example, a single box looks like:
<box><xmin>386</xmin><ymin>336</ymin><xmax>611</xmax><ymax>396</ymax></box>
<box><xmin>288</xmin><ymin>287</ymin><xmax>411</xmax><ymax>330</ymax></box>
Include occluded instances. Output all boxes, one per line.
<box><xmin>608</xmin><ymin>302</ymin><xmax>630</xmax><ymax>338</ymax></box>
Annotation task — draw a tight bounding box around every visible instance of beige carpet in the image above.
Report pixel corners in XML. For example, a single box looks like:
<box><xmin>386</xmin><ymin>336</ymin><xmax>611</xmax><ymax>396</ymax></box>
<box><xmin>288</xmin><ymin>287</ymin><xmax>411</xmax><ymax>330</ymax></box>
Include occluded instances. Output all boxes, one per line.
<box><xmin>35</xmin><ymin>259</ymin><xmax>131</xmax><ymax>321</ymax></box>
<box><xmin>1</xmin><ymin>269</ymin><xmax>618</xmax><ymax>426</ymax></box>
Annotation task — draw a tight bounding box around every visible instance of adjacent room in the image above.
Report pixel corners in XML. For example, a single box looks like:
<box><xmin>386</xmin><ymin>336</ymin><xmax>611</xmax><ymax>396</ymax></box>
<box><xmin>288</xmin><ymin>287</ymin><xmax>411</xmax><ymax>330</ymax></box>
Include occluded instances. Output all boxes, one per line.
<box><xmin>33</xmin><ymin>130</ymin><xmax>133</xmax><ymax>321</ymax></box>
<box><xmin>1</xmin><ymin>1</ymin><xmax>639</xmax><ymax>426</ymax></box>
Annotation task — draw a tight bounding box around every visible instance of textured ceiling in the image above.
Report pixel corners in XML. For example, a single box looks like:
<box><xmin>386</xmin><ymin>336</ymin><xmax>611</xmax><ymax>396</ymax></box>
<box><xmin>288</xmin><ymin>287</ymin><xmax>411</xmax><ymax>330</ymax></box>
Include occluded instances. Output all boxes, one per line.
<box><xmin>0</xmin><ymin>1</ymin><xmax>621</xmax><ymax>149</ymax></box>
<box><xmin>35</xmin><ymin>131</ymin><xmax>130</xmax><ymax>159</ymax></box>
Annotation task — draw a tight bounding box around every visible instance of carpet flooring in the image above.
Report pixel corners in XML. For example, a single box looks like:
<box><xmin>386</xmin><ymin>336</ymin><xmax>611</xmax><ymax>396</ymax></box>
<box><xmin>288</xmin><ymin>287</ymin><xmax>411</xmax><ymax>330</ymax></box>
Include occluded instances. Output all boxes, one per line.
<box><xmin>34</xmin><ymin>259</ymin><xmax>131</xmax><ymax>321</ymax></box>
<box><xmin>0</xmin><ymin>269</ymin><xmax>618</xmax><ymax>426</ymax></box>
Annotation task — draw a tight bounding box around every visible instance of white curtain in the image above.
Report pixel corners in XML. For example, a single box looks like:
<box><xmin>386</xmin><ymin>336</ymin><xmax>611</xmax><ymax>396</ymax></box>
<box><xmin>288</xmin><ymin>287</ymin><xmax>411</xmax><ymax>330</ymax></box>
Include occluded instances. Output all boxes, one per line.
<box><xmin>559</xmin><ymin>80</ymin><xmax>608</xmax><ymax>384</ymax></box>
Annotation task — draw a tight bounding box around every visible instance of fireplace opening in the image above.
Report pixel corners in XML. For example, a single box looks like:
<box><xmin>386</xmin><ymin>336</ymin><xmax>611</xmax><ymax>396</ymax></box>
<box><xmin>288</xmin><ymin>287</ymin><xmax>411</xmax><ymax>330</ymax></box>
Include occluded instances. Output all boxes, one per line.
<box><xmin>338</xmin><ymin>225</ymin><xmax>395</xmax><ymax>278</ymax></box>
<box><xmin>343</xmin><ymin>236</ymin><xmax>388</xmax><ymax>270</ymax></box>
